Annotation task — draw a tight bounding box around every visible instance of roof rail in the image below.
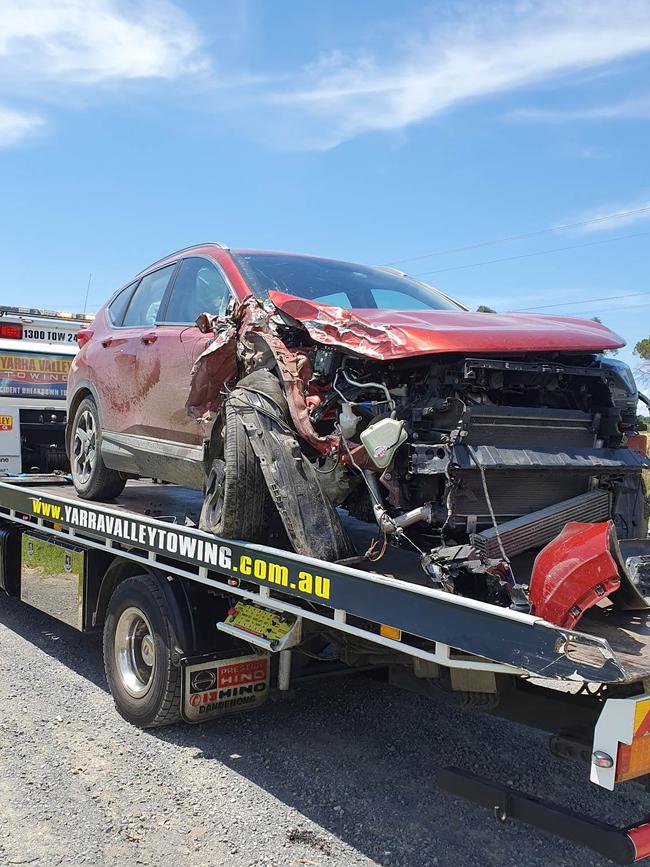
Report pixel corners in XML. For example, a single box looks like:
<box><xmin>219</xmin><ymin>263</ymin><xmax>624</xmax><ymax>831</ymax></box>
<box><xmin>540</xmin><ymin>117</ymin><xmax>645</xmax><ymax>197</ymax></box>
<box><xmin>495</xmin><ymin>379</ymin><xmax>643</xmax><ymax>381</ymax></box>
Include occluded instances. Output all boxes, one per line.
<box><xmin>0</xmin><ymin>305</ymin><xmax>94</xmax><ymax>323</ymax></box>
<box><xmin>137</xmin><ymin>241</ymin><xmax>230</xmax><ymax>275</ymax></box>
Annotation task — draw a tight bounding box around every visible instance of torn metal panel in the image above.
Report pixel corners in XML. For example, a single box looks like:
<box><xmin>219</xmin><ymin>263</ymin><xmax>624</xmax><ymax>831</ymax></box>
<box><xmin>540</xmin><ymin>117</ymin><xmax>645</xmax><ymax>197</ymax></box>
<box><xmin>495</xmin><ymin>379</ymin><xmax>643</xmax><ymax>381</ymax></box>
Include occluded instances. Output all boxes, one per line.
<box><xmin>268</xmin><ymin>290</ymin><xmax>625</xmax><ymax>359</ymax></box>
<box><xmin>235</xmin><ymin>297</ymin><xmax>340</xmax><ymax>456</ymax></box>
<box><xmin>185</xmin><ymin>316</ymin><xmax>237</xmax><ymax>419</ymax></box>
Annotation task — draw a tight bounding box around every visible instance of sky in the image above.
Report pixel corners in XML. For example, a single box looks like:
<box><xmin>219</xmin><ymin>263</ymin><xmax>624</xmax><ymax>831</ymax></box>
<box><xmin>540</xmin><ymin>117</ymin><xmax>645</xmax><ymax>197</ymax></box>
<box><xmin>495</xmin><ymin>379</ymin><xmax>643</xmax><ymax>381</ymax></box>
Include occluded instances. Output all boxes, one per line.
<box><xmin>0</xmin><ymin>0</ymin><xmax>649</xmax><ymax>390</ymax></box>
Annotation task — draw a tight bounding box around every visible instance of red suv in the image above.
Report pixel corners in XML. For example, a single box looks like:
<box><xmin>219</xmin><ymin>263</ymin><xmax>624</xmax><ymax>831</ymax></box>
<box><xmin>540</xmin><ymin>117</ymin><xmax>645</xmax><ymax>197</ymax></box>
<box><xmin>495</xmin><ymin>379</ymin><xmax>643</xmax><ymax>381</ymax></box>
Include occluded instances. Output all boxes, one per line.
<box><xmin>67</xmin><ymin>241</ymin><xmax>647</xmax><ymax>603</ymax></box>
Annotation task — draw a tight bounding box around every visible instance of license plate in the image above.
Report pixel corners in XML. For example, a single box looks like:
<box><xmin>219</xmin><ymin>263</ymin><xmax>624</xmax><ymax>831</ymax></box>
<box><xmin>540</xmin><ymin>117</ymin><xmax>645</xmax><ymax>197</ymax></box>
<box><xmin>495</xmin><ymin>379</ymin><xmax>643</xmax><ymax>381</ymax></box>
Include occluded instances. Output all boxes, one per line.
<box><xmin>224</xmin><ymin>602</ymin><xmax>294</xmax><ymax>641</ymax></box>
<box><xmin>21</xmin><ymin>324</ymin><xmax>78</xmax><ymax>345</ymax></box>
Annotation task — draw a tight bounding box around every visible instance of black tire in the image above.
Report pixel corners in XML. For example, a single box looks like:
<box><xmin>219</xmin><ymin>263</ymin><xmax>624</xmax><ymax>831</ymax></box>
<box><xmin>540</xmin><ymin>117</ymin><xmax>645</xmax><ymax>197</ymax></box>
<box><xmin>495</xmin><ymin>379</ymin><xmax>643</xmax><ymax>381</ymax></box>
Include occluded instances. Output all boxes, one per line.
<box><xmin>103</xmin><ymin>575</ymin><xmax>182</xmax><ymax>728</ymax></box>
<box><xmin>200</xmin><ymin>396</ymin><xmax>274</xmax><ymax>542</ymax></box>
<box><xmin>70</xmin><ymin>397</ymin><xmax>126</xmax><ymax>500</ymax></box>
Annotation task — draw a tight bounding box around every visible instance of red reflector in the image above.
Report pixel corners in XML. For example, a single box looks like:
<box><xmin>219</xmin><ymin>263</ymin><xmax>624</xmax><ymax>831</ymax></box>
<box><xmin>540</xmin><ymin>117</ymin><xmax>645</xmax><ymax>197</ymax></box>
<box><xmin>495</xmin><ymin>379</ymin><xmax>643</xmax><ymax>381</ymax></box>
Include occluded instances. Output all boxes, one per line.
<box><xmin>627</xmin><ymin>822</ymin><xmax>650</xmax><ymax>860</ymax></box>
<box><xmin>75</xmin><ymin>328</ymin><xmax>94</xmax><ymax>348</ymax></box>
<box><xmin>0</xmin><ymin>323</ymin><xmax>22</xmax><ymax>339</ymax></box>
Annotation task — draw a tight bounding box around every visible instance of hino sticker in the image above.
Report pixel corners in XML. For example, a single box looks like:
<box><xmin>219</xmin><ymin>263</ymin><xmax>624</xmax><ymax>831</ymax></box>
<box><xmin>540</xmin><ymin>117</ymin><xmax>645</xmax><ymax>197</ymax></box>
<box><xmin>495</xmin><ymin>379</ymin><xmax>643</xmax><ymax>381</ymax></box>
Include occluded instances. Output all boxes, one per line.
<box><xmin>182</xmin><ymin>654</ymin><xmax>270</xmax><ymax>723</ymax></box>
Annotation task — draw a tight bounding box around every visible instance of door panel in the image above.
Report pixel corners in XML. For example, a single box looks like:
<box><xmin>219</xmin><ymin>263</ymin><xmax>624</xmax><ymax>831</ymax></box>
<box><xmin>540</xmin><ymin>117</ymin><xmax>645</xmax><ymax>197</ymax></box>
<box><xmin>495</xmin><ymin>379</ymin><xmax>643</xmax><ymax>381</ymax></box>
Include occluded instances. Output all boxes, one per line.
<box><xmin>136</xmin><ymin>256</ymin><xmax>235</xmax><ymax>448</ymax></box>
<box><xmin>132</xmin><ymin>325</ymin><xmax>213</xmax><ymax>444</ymax></box>
<box><xmin>96</xmin><ymin>263</ymin><xmax>177</xmax><ymax>437</ymax></box>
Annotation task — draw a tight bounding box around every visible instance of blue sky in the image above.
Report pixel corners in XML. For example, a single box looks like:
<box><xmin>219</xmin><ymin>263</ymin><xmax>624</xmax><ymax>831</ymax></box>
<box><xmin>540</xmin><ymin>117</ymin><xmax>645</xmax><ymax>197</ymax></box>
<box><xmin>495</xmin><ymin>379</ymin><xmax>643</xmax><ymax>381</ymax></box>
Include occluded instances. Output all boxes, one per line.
<box><xmin>1</xmin><ymin>0</ymin><xmax>649</xmax><ymax>387</ymax></box>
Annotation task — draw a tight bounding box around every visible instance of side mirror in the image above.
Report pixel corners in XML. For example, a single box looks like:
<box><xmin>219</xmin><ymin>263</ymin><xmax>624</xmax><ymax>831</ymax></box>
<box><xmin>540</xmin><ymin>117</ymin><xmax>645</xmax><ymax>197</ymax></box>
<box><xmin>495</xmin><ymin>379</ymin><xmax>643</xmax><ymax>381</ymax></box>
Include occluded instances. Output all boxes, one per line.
<box><xmin>195</xmin><ymin>312</ymin><xmax>213</xmax><ymax>334</ymax></box>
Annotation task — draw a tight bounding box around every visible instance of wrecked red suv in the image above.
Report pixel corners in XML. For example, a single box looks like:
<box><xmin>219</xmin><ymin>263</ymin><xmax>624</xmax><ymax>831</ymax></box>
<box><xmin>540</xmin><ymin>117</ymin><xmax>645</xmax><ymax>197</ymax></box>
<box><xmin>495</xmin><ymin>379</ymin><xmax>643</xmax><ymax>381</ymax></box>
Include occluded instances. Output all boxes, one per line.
<box><xmin>67</xmin><ymin>242</ymin><xmax>650</xmax><ymax>625</ymax></box>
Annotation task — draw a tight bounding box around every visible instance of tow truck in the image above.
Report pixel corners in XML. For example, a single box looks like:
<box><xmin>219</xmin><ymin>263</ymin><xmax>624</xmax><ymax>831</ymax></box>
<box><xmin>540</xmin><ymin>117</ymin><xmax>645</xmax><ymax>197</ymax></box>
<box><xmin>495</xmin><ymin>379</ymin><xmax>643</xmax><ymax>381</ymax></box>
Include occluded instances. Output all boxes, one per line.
<box><xmin>1</xmin><ymin>447</ymin><xmax>650</xmax><ymax>861</ymax></box>
<box><xmin>0</xmin><ymin>305</ymin><xmax>91</xmax><ymax>477</ymax></box>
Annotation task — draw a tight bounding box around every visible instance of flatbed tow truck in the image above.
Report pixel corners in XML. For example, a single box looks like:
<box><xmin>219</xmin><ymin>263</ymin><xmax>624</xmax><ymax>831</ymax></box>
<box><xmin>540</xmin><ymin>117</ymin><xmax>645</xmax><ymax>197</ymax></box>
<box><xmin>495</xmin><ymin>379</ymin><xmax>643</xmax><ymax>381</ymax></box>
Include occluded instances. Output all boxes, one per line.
<box><xmin>2</xmin><ymin>474</ymin><xmax>650</xmax><ymax>863</ymax></box>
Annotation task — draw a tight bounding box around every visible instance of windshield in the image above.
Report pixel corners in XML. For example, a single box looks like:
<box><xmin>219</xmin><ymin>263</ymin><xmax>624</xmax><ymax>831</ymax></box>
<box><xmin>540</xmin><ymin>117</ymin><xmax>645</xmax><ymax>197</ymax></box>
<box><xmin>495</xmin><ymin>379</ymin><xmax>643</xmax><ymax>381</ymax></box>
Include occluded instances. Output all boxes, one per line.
<box><xmin>232</xmin><ymin>252</ymin><xmax>463</xmax><ymax>312</ymax></box>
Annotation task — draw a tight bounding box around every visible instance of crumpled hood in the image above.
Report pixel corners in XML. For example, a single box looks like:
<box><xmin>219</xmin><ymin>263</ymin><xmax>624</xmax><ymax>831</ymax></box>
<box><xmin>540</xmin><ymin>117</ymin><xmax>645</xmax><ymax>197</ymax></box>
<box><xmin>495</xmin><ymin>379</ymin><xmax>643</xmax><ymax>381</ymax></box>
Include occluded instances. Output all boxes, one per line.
<box><xmin>268</xmin><ymin>291</ymin><xmax>625</xmax><ymax>360</ymax></box>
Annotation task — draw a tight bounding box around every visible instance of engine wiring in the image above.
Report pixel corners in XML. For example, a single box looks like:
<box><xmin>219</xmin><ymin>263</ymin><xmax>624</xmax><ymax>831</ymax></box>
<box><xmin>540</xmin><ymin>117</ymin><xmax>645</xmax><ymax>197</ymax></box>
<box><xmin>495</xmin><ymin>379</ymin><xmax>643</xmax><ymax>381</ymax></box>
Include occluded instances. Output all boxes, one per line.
<box><xmin>338</xmin><ymin>427</ymin><xmax>425</xmax><ymax>559</ymax></box>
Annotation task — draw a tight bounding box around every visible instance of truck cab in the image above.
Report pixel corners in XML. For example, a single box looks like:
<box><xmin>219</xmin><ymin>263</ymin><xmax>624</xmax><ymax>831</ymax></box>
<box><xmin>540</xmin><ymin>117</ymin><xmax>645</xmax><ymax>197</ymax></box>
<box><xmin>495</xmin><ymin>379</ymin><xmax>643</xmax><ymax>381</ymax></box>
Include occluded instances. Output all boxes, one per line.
<box><xmin>0</xmin><ymin>305</ymin><xmax>92</xmax><ymax>476</ymax></box>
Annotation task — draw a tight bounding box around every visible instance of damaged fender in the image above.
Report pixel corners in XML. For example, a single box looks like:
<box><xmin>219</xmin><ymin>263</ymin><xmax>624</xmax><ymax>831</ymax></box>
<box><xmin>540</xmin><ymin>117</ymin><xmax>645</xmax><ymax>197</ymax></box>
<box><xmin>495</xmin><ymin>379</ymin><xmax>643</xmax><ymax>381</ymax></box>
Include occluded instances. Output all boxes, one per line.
<box><xmin>186</xmin><ymin>314</ymin><xmax>237</xmax><ymax>419</ymax></box>
<box><xmin>225</xmin><ymin>371</ymin><xmax>355</xmax><ymax>562</ymax></box>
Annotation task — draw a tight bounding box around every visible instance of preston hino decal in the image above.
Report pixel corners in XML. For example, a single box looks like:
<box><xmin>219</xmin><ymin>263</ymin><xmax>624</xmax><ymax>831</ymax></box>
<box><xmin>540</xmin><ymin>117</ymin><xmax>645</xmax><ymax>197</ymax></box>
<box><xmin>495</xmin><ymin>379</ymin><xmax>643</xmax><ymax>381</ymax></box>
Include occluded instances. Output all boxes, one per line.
<box><xmin>183</xmin><ymin>655</ymin><xmax>270</xmax><ymax>722</ymax></box>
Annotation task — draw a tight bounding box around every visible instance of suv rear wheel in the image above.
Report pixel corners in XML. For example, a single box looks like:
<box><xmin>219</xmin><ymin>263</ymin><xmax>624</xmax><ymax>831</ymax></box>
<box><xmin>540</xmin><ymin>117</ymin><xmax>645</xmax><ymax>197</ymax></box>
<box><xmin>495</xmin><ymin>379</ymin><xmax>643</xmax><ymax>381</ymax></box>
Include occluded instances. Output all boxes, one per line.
<box><xmin>71</xmin><ymin>396</ymin><xmax>126</xmax><ymax>500</ymax></box>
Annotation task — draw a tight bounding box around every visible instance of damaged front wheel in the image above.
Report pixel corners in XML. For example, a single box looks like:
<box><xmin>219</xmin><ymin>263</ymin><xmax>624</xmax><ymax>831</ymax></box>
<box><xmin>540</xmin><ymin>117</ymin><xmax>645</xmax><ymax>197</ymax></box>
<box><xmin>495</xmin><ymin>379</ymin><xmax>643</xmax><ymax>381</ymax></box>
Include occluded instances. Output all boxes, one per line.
<box><xmin>200</xmin><ymin>397</ymin><xmax>274</xmax><ymax>543</ymax></box>
<box><xmin>201</xmin><ymin>370</ymin><xmax>354</xmax><ymax>562</ymax></box>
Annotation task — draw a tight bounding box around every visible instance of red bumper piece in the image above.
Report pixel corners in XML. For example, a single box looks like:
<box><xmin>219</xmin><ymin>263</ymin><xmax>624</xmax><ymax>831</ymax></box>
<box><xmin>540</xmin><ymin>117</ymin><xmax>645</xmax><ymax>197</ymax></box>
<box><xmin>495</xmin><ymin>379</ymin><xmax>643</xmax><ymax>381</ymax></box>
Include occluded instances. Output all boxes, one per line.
<box><xmin>529</xmin><ymin>521</ymin><xmax>621</xmax><ymax>628</ymax></box>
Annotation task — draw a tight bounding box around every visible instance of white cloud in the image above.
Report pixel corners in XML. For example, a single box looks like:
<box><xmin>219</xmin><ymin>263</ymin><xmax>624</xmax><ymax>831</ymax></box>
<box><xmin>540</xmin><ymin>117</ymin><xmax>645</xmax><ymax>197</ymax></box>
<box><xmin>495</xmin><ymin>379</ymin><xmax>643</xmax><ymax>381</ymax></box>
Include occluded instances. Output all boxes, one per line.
<box><xmin>568</xmin><ymin>197</ymin><xmax>650</xmax><ymax>232</ymax></box>
<box><xmin>0</xmin><ymin>105</ymin><xmax>44</xmax><ymax>146</ymax></box>
<box><xmin>506</xmin><ymin>96</ymin><xmax>650</xmax><ymax>122</ymax></box>
<box><xmin>0</xmin><ymin>0</ymin><xmax>205</xmax><ymax>84</ymax></box>
<box><xmin>258</xmin><ymin>1</ymin><xmax>650</xmax><ymax>148</ymax></box>
<box><xmin>0</xmin><ymin>0</ymin><xmax>207</xmax><ymax>146</ymax></box>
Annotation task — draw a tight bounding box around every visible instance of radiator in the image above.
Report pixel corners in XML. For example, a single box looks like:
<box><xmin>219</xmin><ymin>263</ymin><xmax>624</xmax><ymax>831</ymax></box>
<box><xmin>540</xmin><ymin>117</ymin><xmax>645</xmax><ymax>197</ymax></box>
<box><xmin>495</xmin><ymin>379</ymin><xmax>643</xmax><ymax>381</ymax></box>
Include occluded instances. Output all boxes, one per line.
<box><xmin>471</xmin><ymin>489</ymin><xmax>612</xmax><ymax>559</ymax></box>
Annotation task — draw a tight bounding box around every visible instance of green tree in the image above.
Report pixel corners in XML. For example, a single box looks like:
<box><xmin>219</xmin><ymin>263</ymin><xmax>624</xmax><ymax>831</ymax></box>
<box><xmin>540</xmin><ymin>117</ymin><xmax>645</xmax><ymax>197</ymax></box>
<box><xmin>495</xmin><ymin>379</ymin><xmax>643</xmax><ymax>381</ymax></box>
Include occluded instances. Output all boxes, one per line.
<box><xmin>635</xmin><ymin>337</ymin><xmax>650</xmax><ymax>384</ymax></box>
<box><xmin>476</xmin><ymin>305</ymin><xmax>496</xmax><ymax>313</ymax></box>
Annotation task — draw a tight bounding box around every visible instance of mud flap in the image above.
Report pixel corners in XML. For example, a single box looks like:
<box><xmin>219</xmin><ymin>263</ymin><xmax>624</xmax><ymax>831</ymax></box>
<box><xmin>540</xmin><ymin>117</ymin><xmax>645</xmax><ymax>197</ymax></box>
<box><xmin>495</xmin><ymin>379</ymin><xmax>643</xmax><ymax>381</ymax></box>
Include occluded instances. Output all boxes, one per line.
<box><xmin>227</xmin><ymin>378</ymin><xmax>355</xmax><ymax>561</ymax></box>
<box><xmin>181</xmin><ymin>652</ymin><xmax>270</xmax><ymax>723</ymax></box>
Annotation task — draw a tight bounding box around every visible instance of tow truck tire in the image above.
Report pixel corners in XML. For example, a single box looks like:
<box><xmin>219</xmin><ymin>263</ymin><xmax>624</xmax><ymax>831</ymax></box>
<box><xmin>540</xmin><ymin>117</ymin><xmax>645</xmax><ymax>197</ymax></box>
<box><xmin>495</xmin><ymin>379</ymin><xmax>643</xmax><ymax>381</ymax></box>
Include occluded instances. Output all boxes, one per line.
<box><xmin>103</xmin><ymin>574</ymin><xmax>182</xmax><ymax>728</ymax></box>
<box><xmin>71</xmin><ymin>397</ymin><xmax>126</xmax><ymax>500</ymax></box>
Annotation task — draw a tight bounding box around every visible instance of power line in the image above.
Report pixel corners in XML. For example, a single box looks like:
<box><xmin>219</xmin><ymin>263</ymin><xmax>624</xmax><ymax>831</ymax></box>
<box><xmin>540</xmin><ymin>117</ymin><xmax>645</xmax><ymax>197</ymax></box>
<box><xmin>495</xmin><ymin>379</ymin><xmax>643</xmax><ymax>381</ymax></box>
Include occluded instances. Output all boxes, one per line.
<box><xmin>513</xmin><ymin>289</ymin><xmax>650</xmax><ymax>312</ymax></box>
<box><xmin>386</xmin><ymin>205</ymin><xmax>650</xmax><ymax>266</ymax></box>
<box><xmin>554</xmin><ymin>300</ymin><xmax>650</xmax><ymax>318</ymax></box>
<box><xmin>413</xmin><ymin>229</ymin><xmax>650</xmax><ymax>277</ymax></box>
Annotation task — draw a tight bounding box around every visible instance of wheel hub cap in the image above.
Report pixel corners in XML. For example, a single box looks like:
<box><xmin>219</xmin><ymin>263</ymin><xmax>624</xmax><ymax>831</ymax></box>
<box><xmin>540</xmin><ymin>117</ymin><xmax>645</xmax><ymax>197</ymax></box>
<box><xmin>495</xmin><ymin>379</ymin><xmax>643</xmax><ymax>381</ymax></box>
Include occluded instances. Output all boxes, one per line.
<box><xmin>114</xmin><ymin>607</ymin><xmax>156</xmax><ymax>699</ymax></box>
<box><xmin>72</xmin><ymin>409</ymin><xmax>97</xmax><ymax>485</ymax></box>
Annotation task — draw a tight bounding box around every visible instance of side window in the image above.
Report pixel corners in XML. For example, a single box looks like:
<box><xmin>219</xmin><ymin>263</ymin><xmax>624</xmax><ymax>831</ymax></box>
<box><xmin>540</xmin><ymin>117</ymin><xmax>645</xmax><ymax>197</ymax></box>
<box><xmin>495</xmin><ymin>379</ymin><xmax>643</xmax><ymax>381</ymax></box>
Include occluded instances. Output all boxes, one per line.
<box><xmin>108</xmin><ymin>281</ymin><xmax>138</xmax><ymax>326</ymax></box>
<box><xmin>163</xmin><ymin>257</ymin><xmax>230</xmax><ymax>324</ymax></box>
<box><xmin>122</xmin><ymin>264</ymin><xmax>176</xmax><ymax>328</ymax></box>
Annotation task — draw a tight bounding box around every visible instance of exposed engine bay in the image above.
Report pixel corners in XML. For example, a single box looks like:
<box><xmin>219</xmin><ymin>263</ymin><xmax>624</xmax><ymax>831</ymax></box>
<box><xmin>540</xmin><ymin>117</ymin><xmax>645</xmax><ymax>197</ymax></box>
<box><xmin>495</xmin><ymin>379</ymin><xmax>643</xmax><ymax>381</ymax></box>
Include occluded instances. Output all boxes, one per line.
<box><xmin>308</xmin><ymin>346</ymin><xmax>648</xmax><ymax>612</ymax></box>
<box><xmin>190</xmin><ymin>292</ymin><xmax>650</xmax><ymax>629</ymax></box>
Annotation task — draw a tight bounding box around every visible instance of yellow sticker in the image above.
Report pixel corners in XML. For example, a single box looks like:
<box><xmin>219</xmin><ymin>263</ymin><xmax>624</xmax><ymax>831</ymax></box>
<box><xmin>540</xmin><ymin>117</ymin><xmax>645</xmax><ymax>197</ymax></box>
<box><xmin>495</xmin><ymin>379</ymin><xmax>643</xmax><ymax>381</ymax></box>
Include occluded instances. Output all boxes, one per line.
<box><xmin>226</xmin><ymin>604</ymin><xmax>293</xmax><ymax>641</ymax></box>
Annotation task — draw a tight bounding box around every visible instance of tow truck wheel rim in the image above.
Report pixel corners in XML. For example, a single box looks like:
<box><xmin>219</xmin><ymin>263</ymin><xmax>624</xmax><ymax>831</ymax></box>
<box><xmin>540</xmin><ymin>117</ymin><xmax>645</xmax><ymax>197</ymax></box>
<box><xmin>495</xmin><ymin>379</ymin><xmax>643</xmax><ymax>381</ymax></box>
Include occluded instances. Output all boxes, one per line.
<box><xmin>73</xmin><ymin>409</ymin><xmax>96</xmax><ymax>485</ymax></box>
<box><xmin>114</xmin><ymin>606</ymin><xmax>156</xmax><ymax>699</ymax></box>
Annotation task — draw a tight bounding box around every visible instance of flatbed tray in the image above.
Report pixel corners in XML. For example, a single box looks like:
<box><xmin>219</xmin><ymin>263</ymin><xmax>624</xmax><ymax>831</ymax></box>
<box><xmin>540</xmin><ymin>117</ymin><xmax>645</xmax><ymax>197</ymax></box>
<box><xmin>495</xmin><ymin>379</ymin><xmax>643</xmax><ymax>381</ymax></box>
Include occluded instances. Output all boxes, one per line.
<box><xmin>2</xmin><ymin>478</ymin><xmax>650</xmax><ymax>686</ymax></box>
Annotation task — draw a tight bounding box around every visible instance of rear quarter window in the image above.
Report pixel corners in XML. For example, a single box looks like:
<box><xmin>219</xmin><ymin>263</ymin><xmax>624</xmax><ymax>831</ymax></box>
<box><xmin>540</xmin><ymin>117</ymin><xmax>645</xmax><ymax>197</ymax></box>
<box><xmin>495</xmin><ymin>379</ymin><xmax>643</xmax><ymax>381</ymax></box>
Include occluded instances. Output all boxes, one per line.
<box><xmin>108</xmin><ymin>282</ymin><xmax>138</xmax><ymax>326</ymax></box>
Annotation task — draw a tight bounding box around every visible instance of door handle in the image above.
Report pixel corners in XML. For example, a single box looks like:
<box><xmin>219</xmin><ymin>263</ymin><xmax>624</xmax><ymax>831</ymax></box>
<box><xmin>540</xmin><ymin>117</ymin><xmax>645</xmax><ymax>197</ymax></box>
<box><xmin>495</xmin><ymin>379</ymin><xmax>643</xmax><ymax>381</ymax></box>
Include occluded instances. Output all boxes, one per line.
<box><xmin>141</xmin><ymin>332</ymin><xmax>158</xmax><ymax>345</ymax></box>
<box><xmin>101</xmin><ymin>338</ymin><xmax>114</xmax><ymax>348</ymax></box>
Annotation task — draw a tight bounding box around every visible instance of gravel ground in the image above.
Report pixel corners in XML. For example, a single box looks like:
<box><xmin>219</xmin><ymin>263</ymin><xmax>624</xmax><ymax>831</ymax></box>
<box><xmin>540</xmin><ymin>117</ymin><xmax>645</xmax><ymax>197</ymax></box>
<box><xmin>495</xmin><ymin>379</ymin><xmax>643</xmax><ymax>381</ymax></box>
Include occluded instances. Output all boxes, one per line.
<box><xmin>1</xmin><ymin>595</ymin><xmax>649</xmax><ymax>867</ymax></box>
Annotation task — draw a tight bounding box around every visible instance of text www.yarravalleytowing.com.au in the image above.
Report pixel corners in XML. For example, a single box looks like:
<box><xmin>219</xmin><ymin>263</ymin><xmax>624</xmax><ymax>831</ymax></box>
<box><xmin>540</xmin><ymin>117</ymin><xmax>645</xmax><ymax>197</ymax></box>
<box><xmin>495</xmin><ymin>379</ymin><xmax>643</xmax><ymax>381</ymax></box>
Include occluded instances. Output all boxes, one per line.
<box><xmin>29</xmin><ymin>498</ymin><xmax>331</xmax><ymax>600</ymax></box>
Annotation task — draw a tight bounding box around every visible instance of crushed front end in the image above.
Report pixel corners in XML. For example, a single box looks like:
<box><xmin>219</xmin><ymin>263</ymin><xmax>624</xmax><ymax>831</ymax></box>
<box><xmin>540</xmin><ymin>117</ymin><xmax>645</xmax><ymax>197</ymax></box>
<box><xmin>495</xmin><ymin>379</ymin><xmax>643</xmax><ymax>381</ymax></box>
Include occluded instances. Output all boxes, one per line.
<box><xmin>302</xmin><ymin>341</ymin><xmax>650</xmax><ymax>622</ymax></box>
